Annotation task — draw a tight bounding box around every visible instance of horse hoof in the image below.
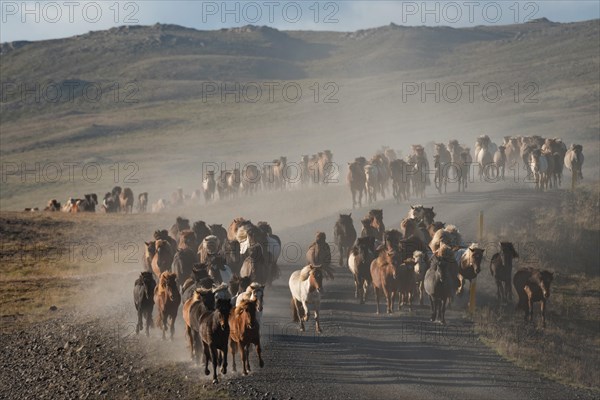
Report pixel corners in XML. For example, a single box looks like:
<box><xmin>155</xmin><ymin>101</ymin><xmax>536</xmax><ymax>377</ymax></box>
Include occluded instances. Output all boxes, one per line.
<box><xmin>259</xmin><ymin>360</ymin><xmax>264</xmax><ymax>368</ymax></box>
<box><xmin>212</xmin><ymin>379</ymin><xmax>219</xmax><ymax>384</ymax></box>
<box><xmin>299</xmin><ymin>327</ymin><xmax>305</xmax><ymax>332</ymax></box>
<box><xmin>204</xmin><ymin>369</ymin><xmax>210</xmax><ymax>376</ymax></box>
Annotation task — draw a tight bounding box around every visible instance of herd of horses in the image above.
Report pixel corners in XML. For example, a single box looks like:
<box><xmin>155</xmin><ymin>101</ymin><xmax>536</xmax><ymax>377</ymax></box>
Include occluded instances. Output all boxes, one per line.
<box><xmin>132</xmin><ymin>205</ymin><xmax>554</xmax><ymax>383</ymax></box>
<box><xmin>30</xmin><ymin>135</ymin><xmax>584</xmax><ymax>214</ymax></box>
<box><xmin>347</xmin><ymin>135</ymin><xmax>585</xmax><ymax>208</ymax></box>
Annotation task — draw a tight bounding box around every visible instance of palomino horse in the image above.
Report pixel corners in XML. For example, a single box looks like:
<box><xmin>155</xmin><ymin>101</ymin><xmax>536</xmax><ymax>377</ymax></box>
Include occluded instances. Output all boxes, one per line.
<box><xmin>289</xmin><ymin>264</ymin><xmax>333</xmax><ymax>333</ymax></box>
<box><xmin>530</xmin><ymin>149</ymin><xmax>549</xmax><ymax>190</ymax></box>
<box><xmin>154</xmin><ymin>272</ymin><xmax>181</xmax><ymax>340</ymax></box>
<box><xmin>235</xmin><ymin>282</ymin><xmax>265</xmax><ymax>323</ymax></box>
<box><xmin>564</xmin><ymin>144</ymin><xmax>584</xmax><ymax>188</ymax></box>
<box><xmin>334</xmin><ymin>213</ymin><xmax>357</xmax><ymax>266</ymax></box>
<box><xmin>199</xmin><ymin>290</ymin><xmax>232</xmax><ymax>384</ymax></box>
<box><xmin>455</xmin><ymin>244</ymin><xmax>485</xmax><ymax>303</ymax></box>
<box><xmin>493</xmin><ymin>146</ymin><xmax>507</xmax><ymax>180</ymax></box>
<box><xmin>364</xmin><ymin>164</ymin><xmax>379</xmax><ymax>204</ymax></box>
<box><xmin>133</xmin><ymin>271</ymin><xmax>156</xmax><ymax>336</ymax></box>
<box><xmin>490</xmin><ymin>242</ymin><xmax>519</xmax><ymax>303</ymax></box>
<box><xmin>203</xmin><ymin>171</ymin><xmax>216</xmax><ymax>202</ymax></box>
<box><xmin>513</xmin><ymin>267</ymin><xmax>554</xmax><ymax>327</ymax></box>
<box><xmin>424</xmin><ymin>244</ymin><xmax>455</xmax><ymax>324</ymax></box>
<box><xmin>229</xmin><ymin>299</ymin><xmax>264</xmax><ymax>375</ymax></box>
<box><xmin>348</xmin><ymin>236</ymin><xmax>376</xmax><ymax>304</ymax></box>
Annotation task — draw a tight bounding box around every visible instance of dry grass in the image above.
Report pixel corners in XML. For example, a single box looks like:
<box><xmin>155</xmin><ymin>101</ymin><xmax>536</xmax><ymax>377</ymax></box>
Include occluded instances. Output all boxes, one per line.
<box><xmin>475</xmin><ymin>185</ymin><xmax>600</xmax><ymax>390</ymax></box>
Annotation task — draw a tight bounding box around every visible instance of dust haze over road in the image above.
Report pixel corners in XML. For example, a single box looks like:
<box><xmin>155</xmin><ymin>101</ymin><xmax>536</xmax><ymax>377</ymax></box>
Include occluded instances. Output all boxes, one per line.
<box><xmin>71</xmin><ymin>180</ymin><xmax>596</xmax><ymax>400</ymax></box>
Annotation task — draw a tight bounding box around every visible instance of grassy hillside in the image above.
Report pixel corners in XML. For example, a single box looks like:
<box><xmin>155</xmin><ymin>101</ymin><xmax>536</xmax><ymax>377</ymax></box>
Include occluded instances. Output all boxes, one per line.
<box><xmin>0</xmin><ymin>19</ymin><xmax>598</xmax><ymax>210</ymax></box>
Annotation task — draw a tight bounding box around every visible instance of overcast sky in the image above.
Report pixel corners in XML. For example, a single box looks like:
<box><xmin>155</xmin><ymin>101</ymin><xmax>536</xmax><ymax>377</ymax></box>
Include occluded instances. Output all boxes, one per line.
<box><xmin>1</xmin><ymin>1</ymin><xmax>599</xmax><ymax>42</ymax></box>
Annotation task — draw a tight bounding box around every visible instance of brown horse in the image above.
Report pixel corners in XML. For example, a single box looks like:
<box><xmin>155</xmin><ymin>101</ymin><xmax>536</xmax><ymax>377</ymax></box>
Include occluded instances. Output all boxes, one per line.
<box><xmin>154</xmin><ymin>272</ymin><xmax>181</xmax><ymax>340</ymax></box>
<box><xmin>143</xmin><ymin>241</ymin><xmax>156</xmax><ymax>273</ymax></box>
<box><xmin>229</xmin><ymin>299</ymin><xmax>264</xmax><ymax>375</ymax></box>
<box><xmin>368</xmin><ymin>209</ymin><xmax>385</xmax><ymax>242</ymax></box>
<box><xmin>119</xmin><ymin>187</ymin><xmax>134</xmax><ymax>213</ymax></box>
<box><xmin>334</xmin><ymin>214</ymin><xmax>357</xmax><ymax>266</ymax></box>
<box><xmin>183</xmin><ymin>287</ymin><xmax>213</xmax><ymax>363</ymax></box>
<box><xmin>347</xmin><ymin>159</ymin><xmax>366</xmax><ymax>208</ymax></box>
<box><xmin>513</xmin><ymin>268</ymin><xmax>554</xmax><ymax>327</ymax></box>
<box><xmin>370</xmin><ymin>248</ymin><xmax>402</xmax><ymax>314</ymax></box>
<box><xmin>151</xmin><ymin>240</ymin><xmax>174</xmax><ymax>281</ymax></box>
<box><xmin>200</xmin><ymin>296</ymin><xmax>232</xmax><ymax>383</ymax></box>
<box><xmin>490</xmin><ymin>242</ymin><xmax>519</xmax><ymax>303</ymax></box>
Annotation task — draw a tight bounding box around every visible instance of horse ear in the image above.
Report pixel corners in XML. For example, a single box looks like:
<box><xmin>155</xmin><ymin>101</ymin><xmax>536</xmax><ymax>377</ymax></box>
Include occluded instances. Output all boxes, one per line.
<box><xmin>410</xmin><ymin>205</ymin><xmax>415</xmax><ymax>210</ymax></box>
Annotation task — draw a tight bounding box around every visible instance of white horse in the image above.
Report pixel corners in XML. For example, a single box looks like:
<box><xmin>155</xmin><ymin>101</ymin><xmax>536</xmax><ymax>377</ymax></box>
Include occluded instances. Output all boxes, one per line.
<box><xmin>530</xmin><ymin>149</ymin><xmax>548</xmax><ymax>190</ymax></box>
<box><xmin>235</xmin><ymin>282</ymin><xmax>265</xmax><ymax>323</ymax></box>
<box><xmin>289</xmin><ymin>265</ymin><xmax>333</xmax><ymax>333</ymax></box>
<box><xmin>413</xmin><ymin>250</ymin><xmax>428</xmax><ymax>305</ymax></box>
<box><xmin>364</xmin><ymin>164</ymin><xmax>379</xmax><ymax>204</ymax></box>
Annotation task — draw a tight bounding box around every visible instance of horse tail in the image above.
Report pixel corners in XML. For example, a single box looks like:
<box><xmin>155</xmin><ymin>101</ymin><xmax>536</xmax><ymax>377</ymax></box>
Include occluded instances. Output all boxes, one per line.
<box><xmin>291</xmin><ymin>297</ymin><xmax>300</xmax><ymax>322</ymax></box>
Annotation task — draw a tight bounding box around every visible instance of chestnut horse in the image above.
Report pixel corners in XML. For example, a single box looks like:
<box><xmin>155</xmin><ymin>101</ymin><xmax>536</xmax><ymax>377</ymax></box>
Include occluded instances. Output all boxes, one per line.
<box><xmin>229</xmin><ymin>299</ymin><xmax>264</xmax><ymax>375</ymax></box>
<box><xmin>154</xmin><ymin>272</ymin><xmax>181</xmax><ymax>340</ymax></box>
<box><xmin>370</xmin><ymin>247</ymin><xmax>402</xmax><ymax>314</ymax></box>
<box><xmin>151</xmin><ymin>240</ymin><xmax>174</xmax><ymax>281</ymax></box>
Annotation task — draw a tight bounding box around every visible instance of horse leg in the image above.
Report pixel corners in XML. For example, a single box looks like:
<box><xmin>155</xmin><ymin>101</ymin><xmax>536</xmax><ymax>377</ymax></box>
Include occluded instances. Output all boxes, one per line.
<box><xmin>524</xmin><ymin>286</ymin><xmax>534</xmax><ymax>323</ymax></box>
<box><xmin>221</xmin><ymin>347</ymin><xmax>228</xmax><ymax>375</ymax></box>
<box><xmin>243</xmin><ymin>345</ymin><xmax>250</xmax><ymax>374</ymax></box>
<box><xmin>203</xmin><ymin>343</ymin><xmax>211</xmax><ymax>376</ymax></box>
<box><xmin>294</xmin><ymin>300</ymin><xmax>305</xmax><ymax>331</ymax></box>
<box><xmin>386</xmin><ymin>289</ymin><xmax>393</xmax><ymax>314</ymax></box>
<box><xmin>230</xmin><ymin>341</ymin><xmax>237</xmax><ymax>372</ymax></box>
<box><xmin>136</xmin><ymin>308</ymin><xmax>142</xmax><ymax>335</ymax></box>
<box><xmin>210</xmin><ymin>345</ymin><xmax>219</xmax><ymax>383</ymax></box>
<box><xmin>362</xmin><ymin>280</ymin><xmax>369</xmax><ymax>304</ymax></box>
<box><xmin>541</xmin><ymin>300</ymin><xmax>547</xmax><ymax>328</ymax></box>
<box><xmin>354</xmin><ymin>275</ymin><xmax>360</xmax><ymax>300</ymax></box>
<box><xmin>374</xmin><ymin>288</ymin><xmax>381</xmax><ymax>315</ymax></box>
<box><xmin>302</xmin><ymin>301</ymin><xmax>310</xmax><ymax>322</ymax></box>
<box><xmin>440</xmin><ymin>299</ymin><xmax>447</xmax><ymax>325</ymax></box>
<box><xmin>161</xmin><ymin>313</ymin><xmax>167</xmax><ymax>340</ymax></box>
<box><xmin>169</xmin><ymin>314</ymin><xmax>176</xmax><ymax>341</ymax></box>
<box><xmin>186</xmin><ymin>326</ymin><xmax>194</xmax><ymax>361</ymax></box>
<box><xmin>315</xmin><ymin>306</ymin><xmax>322</xmax><ymax>333</ymax></box>
<box><xmin>457</xmin><ymin>275</ymin><xmax>464</xmax><ymax>296</ymax></box>
<box><xmin>419</xmin><ymin>282</ymin><xmax>424</xmax><ymax>305</ymax></box>
<box><xmin>145</xmin><ymin>309</ymin><xmax>152</xmax><ymax>337</ymax></box>
<box><xmin>256</xmin><ymin>339</ymin><xmax>264</xmax><ymax>368</ymax></box>
<box><xmin>429</xmin><ymin>296</ymin><xmax>436</xmax><ymax>321</ymax></box>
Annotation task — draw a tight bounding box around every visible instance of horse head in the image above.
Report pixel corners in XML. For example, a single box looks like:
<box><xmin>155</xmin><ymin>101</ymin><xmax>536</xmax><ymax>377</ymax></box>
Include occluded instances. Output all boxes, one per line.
<box><xmin>236</xmin><ymin>299</ymin><xmax>258</xmax><ymax>330</ymax></box>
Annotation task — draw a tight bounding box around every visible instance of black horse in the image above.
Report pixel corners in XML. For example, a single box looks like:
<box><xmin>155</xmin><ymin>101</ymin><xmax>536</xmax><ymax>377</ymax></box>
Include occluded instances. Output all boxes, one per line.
<box><xmin>133</xmin><ymin>271</ymin><xmax>156</xmax><ymax>336</ymax></box>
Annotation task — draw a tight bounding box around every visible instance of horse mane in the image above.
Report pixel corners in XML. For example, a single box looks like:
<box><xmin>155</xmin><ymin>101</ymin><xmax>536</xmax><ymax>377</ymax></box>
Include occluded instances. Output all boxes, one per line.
<box><xmin>299</xmin><ymin>265</ymin><xmax>313</xmax><ymax>281</ymax></box>
<box><xmin>156</xmin><ymin>272</ymin><xmax>177</xmax><ymax>294</ymax></box>
<box><xmin>235</xmin><ymin>298</ymin><xmax>256</xmax><ymax>315</ymax></box>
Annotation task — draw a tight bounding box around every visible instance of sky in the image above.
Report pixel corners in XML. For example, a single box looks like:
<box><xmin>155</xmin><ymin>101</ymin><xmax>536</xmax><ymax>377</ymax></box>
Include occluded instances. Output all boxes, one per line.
<box><xmin>1</xmin><ymin>1</ymin><xmax>599</xmax><ymax>42</ymax></box>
